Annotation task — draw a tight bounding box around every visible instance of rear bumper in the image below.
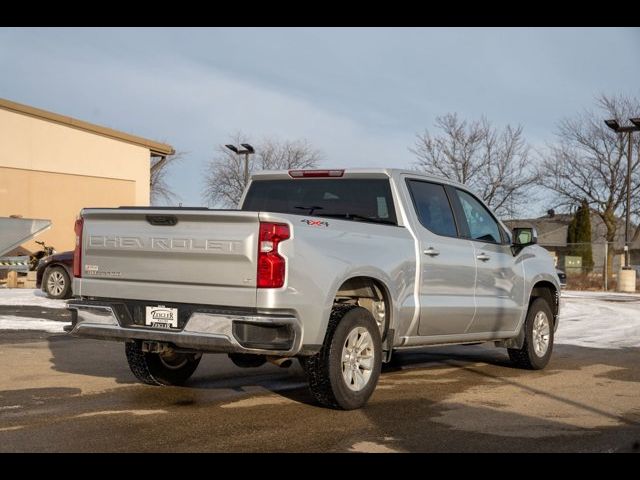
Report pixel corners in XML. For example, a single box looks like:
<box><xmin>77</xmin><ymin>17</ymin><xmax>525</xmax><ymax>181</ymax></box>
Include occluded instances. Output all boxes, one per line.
<box><xmin>65</xmin><ymin>299</ymin><xmax>303</xmax><ymax>356</ymax></box>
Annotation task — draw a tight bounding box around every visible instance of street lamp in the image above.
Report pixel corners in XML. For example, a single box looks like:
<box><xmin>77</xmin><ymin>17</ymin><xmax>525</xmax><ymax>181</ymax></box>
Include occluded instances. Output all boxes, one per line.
<box><xmin>604</xmin><ymin>118</ymin><xmax>640</xmax><ymax>268</ymax></box>
<box><xmin>225</xmin><ymin>143</ymin><xmax>255</xmax><ymax>186</ymax></box>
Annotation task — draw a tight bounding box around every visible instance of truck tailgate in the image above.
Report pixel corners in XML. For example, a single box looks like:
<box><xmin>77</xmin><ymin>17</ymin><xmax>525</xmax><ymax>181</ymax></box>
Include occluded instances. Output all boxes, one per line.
<box><xmin>76</xmin><ymin>208</ymin><xmax>259</xmax><ymax>307</ymax></box>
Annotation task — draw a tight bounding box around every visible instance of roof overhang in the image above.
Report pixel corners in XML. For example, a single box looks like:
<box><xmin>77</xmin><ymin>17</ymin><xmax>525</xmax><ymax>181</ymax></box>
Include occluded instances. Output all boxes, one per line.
<box><xmin>0</xmin><ymin>97</ymin><xmax>175</xmax><ymax>156</ymax></box>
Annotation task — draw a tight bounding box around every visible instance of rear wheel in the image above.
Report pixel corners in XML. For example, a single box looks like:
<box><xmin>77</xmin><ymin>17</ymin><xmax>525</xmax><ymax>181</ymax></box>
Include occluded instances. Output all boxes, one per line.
<box><xmin>125</xmin><ymin>341</ymin><xmax>202</xmax><ymax>386</ymax></box>
<box><xmin>304</xmin><ymin>305</ymin><xmax>382</xmax><ymax>410</ymax></box>
<box><xmin>44</xmin><ymin>266</ymin><xmax>72</xmax><ymax>299</ymax></box>
<box><xmin>508</xmin><ymin>297</ymin><xmax>554</xmax><ymax>370</ymax></box>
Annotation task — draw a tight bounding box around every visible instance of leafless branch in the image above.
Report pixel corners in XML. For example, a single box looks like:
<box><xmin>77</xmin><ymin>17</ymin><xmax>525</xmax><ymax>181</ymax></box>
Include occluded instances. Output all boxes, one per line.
<box><xmin>410</xmin><ymin>113</ymin><xmax>539</xmax><ymax>218</ymax></box>
<box><xmin>202</xmin><ymin>132</ymin><xmax>322</xmax><ymax>208</ymax></box>
<box><xmin>537</xmin><ymin>93</ymin><xmax>640</xmax><ymax>244</ymax></box>
<box><xmin>150</xmin><ymin>151</ymin><xmax>184</xmax><ymax>205</ymax></box>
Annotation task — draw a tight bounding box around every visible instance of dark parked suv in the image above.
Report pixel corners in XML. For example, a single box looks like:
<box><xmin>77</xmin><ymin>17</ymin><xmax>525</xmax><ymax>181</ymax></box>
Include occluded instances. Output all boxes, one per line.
<box><xmin>36</xmin><ymin>251</ymin><xmax>74</xmax><ymax>299</ymax></box>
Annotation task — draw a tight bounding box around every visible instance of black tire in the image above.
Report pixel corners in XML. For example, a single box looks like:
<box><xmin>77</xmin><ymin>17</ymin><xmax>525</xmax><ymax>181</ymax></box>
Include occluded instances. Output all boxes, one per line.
<box><xmin>508</xmin><ymin>297</ymin><xmax>554</xmax><ymax>370</ymax></box>
<box><xmin>228</xmin><ymin>353</ymin><xmax>266</xmax><ymax>368</ymax></box>
<box><xmin>297</xmin><ymin>356</ymin><xmax>310</xmax><ymax>374</ymax></box>
<box><xmin>44</xmin><ymin>266</ymin><xmax>72</xmax><ymax>300</ymax></box>
<box><xmin>125</xmin><ymin>341</ymin><xmax>201</xmax><ymax>386</ymax></box>
<box><xmin>304</xmin><ymin>305</ymin><xmax>382</xmax><ymax>410</ymax></box>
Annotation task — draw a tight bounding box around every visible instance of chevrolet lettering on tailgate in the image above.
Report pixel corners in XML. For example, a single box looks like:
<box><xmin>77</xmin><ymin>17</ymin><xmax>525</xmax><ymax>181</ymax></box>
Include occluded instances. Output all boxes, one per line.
<box><xmin>88</xmin><ymin>235</ymin><xmax>242</xmax><ymax>252</ymax></box>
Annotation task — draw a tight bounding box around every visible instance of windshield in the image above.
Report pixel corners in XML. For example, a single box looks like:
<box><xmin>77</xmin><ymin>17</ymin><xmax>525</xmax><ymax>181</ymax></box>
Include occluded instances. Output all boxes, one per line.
<box><xmin>242</xmin><ymin>179</ymin><xmax>398</xmax><ymax>226</ymax></box>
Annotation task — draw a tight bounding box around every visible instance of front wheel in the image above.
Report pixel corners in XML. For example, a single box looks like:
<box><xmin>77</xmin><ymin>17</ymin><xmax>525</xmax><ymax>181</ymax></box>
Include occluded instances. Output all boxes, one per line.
<box><xmin>125</xmin><ymin>341</ymin><xmax>201</xmax><ymax>386</ymax></box>
<box><xmin>304</xmin><ymin>305</ymin><xmax>382</xmax><ymax>410</ymax></box>
<box><xmin>508</xmin><ymin>297</ymin><xmax>554</xmax><ymax>370</ymax></box>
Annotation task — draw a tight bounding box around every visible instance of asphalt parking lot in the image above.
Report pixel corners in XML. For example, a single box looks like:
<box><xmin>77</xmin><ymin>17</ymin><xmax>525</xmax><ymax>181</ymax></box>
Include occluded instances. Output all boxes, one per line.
<box><xmin>1</xmin><ymin>302</ymin><xmax>639</xmax><ymax>452</ymax></box>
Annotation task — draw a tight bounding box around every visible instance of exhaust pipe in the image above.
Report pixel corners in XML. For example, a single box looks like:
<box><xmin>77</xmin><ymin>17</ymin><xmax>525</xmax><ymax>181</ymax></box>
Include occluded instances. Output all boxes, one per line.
<box><xmin>141</xmin><ymin>341</ymin><xmax>171</xmax><ymax>354</ymax></box>
<box><xmin>266</xmin><ymin>356</ymin><xmax>293</xmax><ymax>368</ymax></box>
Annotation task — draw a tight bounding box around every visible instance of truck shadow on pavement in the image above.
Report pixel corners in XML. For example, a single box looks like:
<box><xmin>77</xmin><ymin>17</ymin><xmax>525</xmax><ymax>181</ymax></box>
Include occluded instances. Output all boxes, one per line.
<box><xmin>45</xmin><ymin>335</ymin><xmax>640</xmax><ymax>411</ymax></box>
<box><xmin>0</xmin><ymin>387</ymin><xmax>82</xmax><ymax>410</ymax></box>
<box><xmin>45</xmin><ymin>334</ymin><xmax>313</xmax><ymax>401</ymax></box>
<box><xmin>384</xmin><ymin>343</ymin><xmax>640</xmax><ymax>383</ymax></box>
<box><xmin>355</xmin><ymin>344</ymin><xmax>640</xmax><ymax>452</ymax></box>
<box><xmin>47</xmin><ymin>335</ymin><xmax>135</xmax><ymax>383</ymax></box>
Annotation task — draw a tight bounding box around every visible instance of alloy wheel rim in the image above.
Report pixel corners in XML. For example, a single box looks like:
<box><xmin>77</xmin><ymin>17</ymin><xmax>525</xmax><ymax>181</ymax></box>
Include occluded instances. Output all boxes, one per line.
<box><xmin>532</xmin><ymin>311</ymin><xmax>551</xmax><ymax>357</ymax></box>
<box><xmin>341</xmin><ymin>327</ymin><xmax>374</xmax><ymax>392</ymax></box>
<box><xmin>47</xmin><ymin>271</ymin><xmax>65</xmax><ymax>296</ymax></box>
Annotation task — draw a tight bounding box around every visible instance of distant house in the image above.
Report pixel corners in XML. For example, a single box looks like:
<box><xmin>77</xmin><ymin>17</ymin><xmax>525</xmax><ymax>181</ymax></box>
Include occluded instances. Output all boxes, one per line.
<box><xmin>505</xmin><ymin>210</ymin><xmax>640</xmax><ymax>270</ymax></box>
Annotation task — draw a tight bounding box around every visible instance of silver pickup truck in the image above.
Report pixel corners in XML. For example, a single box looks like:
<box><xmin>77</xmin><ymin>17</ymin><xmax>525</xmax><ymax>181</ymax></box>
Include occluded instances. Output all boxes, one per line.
<box><xmin>66</xmin><ymin>168</ymin><xmax>560</xmax><ymax>409</ymax></box>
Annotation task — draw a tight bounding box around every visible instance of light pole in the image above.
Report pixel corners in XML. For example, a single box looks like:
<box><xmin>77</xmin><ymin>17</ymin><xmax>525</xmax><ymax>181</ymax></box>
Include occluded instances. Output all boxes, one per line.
<box><xmin>225</xmin><ymin>143</ymin><xmax>255</xmax><ymax>186</ymax></box>
<box><xmin>604</xmin><ymin>118</ymin><xmax>640</xmax><ymax>268</ymax></box>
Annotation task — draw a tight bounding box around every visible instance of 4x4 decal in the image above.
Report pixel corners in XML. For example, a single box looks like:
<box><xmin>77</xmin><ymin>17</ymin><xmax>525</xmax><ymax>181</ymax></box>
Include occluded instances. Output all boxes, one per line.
<box><xmin>300</xmin><ymin>219</ymin><xmax>329</xmax><ymax>227</ymax></box>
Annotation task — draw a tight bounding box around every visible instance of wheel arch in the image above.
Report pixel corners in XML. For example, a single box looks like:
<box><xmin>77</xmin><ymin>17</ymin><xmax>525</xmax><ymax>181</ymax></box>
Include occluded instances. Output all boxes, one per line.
<box><xmin>498</xmin><ymin>280</ymin><xmax>559</xmax><ymax>349</ymax></box>
<box><xmin>330</xmin><ymin>274</ymin><xmax>394</xmax><ymax>343</ymax></box>
<box><xmin>529</xmin><ymin>280</ymin><xmax>559</xmax><ymax>329</ymax></box>
<box><xmin>46</xmin><ymin>263</ymin><xmax>72</xmax><ymax>282</ymax></box>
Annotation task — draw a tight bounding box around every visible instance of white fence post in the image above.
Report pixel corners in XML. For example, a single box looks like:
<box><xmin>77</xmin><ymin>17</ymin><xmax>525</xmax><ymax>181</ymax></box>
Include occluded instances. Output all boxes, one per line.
<box><xmin>603</xmin><ymin>242</ymin><xmax>608</xmax><ymax>292</ymax></box>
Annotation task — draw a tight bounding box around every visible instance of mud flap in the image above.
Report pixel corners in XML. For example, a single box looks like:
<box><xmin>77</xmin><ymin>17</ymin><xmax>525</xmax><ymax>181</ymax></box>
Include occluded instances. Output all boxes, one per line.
<box><xmin>495</xmin><ymin>326</ymin><xmax>524</xmax><ymax>349</ymax></box>
<box><xmin>382</xmin><ymin>328</ymin><xmax>394</xmax><ymax>363</ymax></box>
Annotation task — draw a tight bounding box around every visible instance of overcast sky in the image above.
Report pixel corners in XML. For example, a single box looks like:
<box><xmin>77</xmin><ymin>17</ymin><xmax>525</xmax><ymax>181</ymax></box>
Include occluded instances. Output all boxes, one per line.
<box><xmin>1</xmin><ymin>27</ymin><xmax>639</xmax><ymax>214</ymax></box>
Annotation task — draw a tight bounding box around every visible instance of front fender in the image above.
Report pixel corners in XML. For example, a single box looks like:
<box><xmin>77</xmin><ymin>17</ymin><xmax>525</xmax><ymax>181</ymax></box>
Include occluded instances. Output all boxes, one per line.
<box><xmin>499</xmin><ymin>248</ymin><xmax>560</xmax><ymax>349</ymax></box>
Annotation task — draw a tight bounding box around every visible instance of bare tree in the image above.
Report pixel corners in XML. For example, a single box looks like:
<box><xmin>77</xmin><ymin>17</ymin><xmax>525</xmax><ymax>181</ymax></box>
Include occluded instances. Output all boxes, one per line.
<box><xmin>151</xmin><ymin>152</ymin><xmax>183</xmax><ymax>205</ymax></box>
<box><xmin>410</xmin><ymin>113</ymin><xmax>538</xmax><ymax>218</ymax></box>
<box><xmin>203</xmin><ymin>133</ymin><xmax>322</xmax><ymax>207</ymax></box>
<box><xmin>539</xmin><ymin>93</ymin><xmax>640</xmax><ymax>277</ymax></box>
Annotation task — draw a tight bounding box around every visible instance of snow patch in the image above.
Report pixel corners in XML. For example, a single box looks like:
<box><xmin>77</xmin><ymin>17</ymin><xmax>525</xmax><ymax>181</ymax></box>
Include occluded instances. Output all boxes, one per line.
<box><xmin>0</xmin><ymin>426</ymin><xmax>25</xmax><ymax>432</ymax></box>
<box><xmin>556</xmin><ymin>297</ymin><xmax>640</xmax><ymax>349</ymax></box>
<box><xmin>0</xmin><ymin>288</ymin><xmax>67</xmax><ymax>309</ymax></box>
<box><xmin>220</xmin><ymin>396</ymin><xmax>295</xmax><ymax>408</ymax></box>
<box><xmin>0</xmin><ymin>315</ymin><xmax>69</xmax><ymax>333</ymax></box>
<box><xmin>349</xmin><ymin>441</ymin><xmax>401</xmax><ymax>453</ymax></box>
<box><xmin>75</xmin><ymin>410</ymin><xmax>168</xmax><ymax>418</ymax></box>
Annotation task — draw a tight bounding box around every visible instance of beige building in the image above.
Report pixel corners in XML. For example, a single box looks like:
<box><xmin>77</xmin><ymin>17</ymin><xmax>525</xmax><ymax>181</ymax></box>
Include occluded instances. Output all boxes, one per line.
<box><xmin>0</xmin><ymin>98</ymin><xmax>174</xmax><ymax>253</ymax></box>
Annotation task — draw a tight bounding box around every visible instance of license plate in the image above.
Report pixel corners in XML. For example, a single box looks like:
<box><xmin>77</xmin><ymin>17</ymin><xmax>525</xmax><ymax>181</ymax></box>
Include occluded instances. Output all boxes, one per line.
<box><xmin>145</xmin><ymin>305</ymin><xmax>179</xmax><ymax>329</ymax></box>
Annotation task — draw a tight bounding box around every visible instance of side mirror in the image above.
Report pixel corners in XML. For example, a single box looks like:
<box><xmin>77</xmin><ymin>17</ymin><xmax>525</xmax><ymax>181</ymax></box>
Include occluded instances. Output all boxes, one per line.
<box><xmin>512</xmin><ymin>227</ymin><xmax>538</xmax><ymax>247</ymax></box>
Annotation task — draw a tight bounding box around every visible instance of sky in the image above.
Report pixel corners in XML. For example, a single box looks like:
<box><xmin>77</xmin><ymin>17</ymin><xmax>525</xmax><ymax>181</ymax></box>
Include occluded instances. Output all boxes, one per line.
<box><xmin>1</xmin><ymin>27</ymin><xmax>639</xmax><ymax>215</ymax></box>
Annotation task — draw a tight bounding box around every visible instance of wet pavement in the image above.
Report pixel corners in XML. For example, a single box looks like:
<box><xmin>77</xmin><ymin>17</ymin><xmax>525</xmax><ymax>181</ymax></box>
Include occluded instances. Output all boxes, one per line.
<box><xmin>0</xmin><ymin>330</ymin><xmax>638</xmax><ymax>452</ymax></box>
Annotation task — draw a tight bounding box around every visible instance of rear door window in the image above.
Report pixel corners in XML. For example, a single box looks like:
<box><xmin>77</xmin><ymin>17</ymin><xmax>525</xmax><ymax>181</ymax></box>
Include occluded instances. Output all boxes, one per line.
<box><xmin>406</xmin><ymin>179</ymin><xmax>458</xmax><ymax>237</ymax></box>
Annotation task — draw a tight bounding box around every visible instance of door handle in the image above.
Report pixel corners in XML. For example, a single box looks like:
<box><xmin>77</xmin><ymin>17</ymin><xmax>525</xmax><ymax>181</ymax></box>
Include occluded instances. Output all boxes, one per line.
<box><xmin>476</xmin><ymin>252</ymin><xmax>491</xmax><ymax>262</ymax></box>
<box><xmin>423</xmin><ymin>247</ymin><xmax>440</xmax><ymax>257</ymax></box>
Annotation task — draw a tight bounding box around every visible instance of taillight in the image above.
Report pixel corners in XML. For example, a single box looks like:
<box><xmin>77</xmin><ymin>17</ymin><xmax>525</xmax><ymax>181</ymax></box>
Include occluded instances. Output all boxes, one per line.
<box><xmin>73</xmin><ymin>217</ymin><xmax>83</xmax><ymax>277</ymax></box>
<box><xmin>257</xmin><ymin>222</ymin><xmax>290</xmax><ymax>288</ymax></box>
<box><xmin>288</xmin><ymin>169</ymin><xmax>344</xmax><ymax>178</ymax></box>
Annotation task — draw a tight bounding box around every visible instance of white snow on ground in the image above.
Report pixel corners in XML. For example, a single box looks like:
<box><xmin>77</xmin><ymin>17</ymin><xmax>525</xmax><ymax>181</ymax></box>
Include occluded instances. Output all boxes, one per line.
<box><xmin>556</xmin><ymin>295</ymin><xmax>640</xmax><ymax>349</ymax></box>
<box><xmin>561</xmin><ymin>289</ymin><xmax>640</xmax><ymax>301</ymax></box>
<box><xmin>0</xmin><ymin>288</ymin><xmax>66</xmax><ymax>309</ymax></box>
<box><xmin>0</xmin><ymin>315</ymin><xmax>67</xmax><ymax>333</ymax></box>
<box><xmin>0</xmin><ymin>288</ymin><xmax>69</xmax><ymax>332</ymax></box>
